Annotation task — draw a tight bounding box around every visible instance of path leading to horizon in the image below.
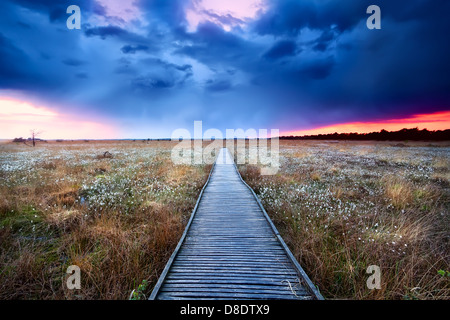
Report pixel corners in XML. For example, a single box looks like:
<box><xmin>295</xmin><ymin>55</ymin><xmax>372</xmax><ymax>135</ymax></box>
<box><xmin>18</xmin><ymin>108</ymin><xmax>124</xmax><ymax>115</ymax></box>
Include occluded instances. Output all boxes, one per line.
<box><xmin>150</xmin><ymin>148</ymin><xmax>323</xmax><ymax>300</ymax></box>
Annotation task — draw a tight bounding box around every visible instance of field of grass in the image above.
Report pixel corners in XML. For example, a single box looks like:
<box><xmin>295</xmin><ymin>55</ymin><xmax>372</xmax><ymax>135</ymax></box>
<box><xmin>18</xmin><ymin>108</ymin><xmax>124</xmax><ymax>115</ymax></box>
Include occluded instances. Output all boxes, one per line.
<box><xmin>1</xmin><ymin>139</ymin><xmax>448</xmax><ymax>300</ymax></box>
<box><xmin>0</xmin><ymin>140</ymin><xmax>210</xmax><ymax>299</ymax></box>
<box><xmin>237</xmin><ymin>140</ymin><xmax>450</xmax><ymax>299</ymax></box>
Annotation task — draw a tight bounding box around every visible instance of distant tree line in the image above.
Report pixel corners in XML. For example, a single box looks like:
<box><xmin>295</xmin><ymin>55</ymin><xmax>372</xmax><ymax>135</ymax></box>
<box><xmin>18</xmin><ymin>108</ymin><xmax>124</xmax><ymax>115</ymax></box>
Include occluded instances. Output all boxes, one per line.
<box><xmin>280</xmin><ymin>128</ymin><xmax>450</xmax><ymax>141</ymax></box>
<box><xmin>12</xmin><ymin>137</ymin><xmax>47</xmax><ymax>146</ymax></box>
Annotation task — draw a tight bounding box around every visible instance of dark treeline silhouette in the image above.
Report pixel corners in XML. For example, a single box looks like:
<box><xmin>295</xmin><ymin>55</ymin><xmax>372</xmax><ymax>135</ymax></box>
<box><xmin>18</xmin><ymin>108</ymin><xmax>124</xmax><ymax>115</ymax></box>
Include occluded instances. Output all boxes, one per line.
<box><xmin>280</xmin><ymin>128</ymin><xmax>450</xmax><ymax>141</ymax></box>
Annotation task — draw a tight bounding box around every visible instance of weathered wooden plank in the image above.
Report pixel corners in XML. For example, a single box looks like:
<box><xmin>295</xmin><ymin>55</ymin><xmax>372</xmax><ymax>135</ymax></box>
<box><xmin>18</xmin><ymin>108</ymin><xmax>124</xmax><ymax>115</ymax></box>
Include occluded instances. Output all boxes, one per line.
<box><xmin>160</xmin><ymin>287</ymin><xmax>306</xmax><ymax>296</ymax></box>
<box><xmin>165</xmin><ymin>275</ymin><xmax>301</xmax><ymax>282</ymax></box>
<box><xmin>174</xmin><ymin>258</ymin><xmax>290</xmax><ymax>263</ymax></box>
<box><xmin>173</xmin><ymin>258</ymin><xmax>289</xmax><ymax>263</ymax></box>
<box><xmin>157</xmin><ymin>292</ymin><xmax>312</xmax><ymax>300</ymax></box>
<box><xmin>164</xmin><ymin>279</ymin><xmax>301</xmax><ymax>286</ymax></box>
<box><xmin>157</xmin><ymin>295</ymin><xmax>311</xmax><ymax>300</ymax></box>
<box><xmin>173</xmin><ymin>265</ymin><xmax>291</xmax><ymax>270</ymax></box>
<box><xmin>175</xmin><ymin>256</ymin><xmax>288</xmax><ymax>260</ymax></box>
<box><xmin>161</xmin><ymin>282</ymin><xmax>305</xmax><ymax>291</ymax></box>
<box><xmin>170</xmin><ymin>266</ymin><xmax>298</xmax><ymax>273</ymax></box>
<box><xmin>174</xmin><ymin>255</ymin><xmax>289</xmax><ymax>261</ymax></box>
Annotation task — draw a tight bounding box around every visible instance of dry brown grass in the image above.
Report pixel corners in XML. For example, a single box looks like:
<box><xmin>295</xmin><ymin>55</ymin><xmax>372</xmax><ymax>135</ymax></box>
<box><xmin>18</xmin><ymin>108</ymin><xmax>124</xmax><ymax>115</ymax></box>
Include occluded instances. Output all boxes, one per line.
<box><xmin>238</xmin><ymin>140</ymin><xmax>450</xmax><ymax>300</ymax></box>
<box><xmin>1</xmin><ymin>139</ymin><xmax>448</xmax><ymax>300</ymax></box>
<box><xmin>0</xmin><ymin>141</ymin><xmax>210</xmax><ymax>299</ymax></box>
<box><xmin>383</xmin><ymin>176</ymin><xmax>414</xmax><ymax>210</ymax></box>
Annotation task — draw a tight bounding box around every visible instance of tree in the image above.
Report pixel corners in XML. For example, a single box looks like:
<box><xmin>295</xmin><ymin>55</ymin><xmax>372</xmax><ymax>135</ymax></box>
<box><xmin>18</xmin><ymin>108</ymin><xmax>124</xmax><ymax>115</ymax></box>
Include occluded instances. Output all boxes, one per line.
<box><xmin>30</xmin><ymin>129</ymin><xmax>42</xmax><ymax>147</ymax></box>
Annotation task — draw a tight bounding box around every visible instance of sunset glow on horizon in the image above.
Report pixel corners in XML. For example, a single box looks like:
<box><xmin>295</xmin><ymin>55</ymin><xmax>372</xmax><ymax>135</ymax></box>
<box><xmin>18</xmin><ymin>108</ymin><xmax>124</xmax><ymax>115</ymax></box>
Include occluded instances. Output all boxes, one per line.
<box><xmin>1</xmin><ymin>1</ymin><xmax>449</xmax><ymax>138</ymax></box>
<box><xmin>284</xmin><ymin>111</ymin><xmax>450</xmax><ymax>137</ymax></box>
<box><xmin>0</xmin><ymin>98</ymin><xmax>119</xmax><ymax>140</ymax></box>
<box><xmin>1</xmin><ymin>97</ymin><xmax>448</xmax><ymax>140</ymax></box>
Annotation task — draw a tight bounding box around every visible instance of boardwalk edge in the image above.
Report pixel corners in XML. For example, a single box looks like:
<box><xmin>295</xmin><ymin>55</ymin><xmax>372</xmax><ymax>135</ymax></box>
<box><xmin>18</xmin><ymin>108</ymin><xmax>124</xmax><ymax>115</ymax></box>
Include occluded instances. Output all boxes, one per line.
<box><xmin>229</xmin><ymin>149</ymin><xmax>325</xmax><ymax>300</ymax></box>
<box><xmin>148</xmin><ymin>157</ymin><xmax>218</xmax><ymax>300</ymax></box>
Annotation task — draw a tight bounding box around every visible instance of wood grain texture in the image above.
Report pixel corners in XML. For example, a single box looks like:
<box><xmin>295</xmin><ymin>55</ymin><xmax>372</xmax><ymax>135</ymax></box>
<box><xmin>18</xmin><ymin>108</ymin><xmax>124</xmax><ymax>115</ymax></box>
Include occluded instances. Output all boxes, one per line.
<box><xmin>149</xmin><ymin>148</ymin><xmax>323</xmax><ymax>300</ymax></box>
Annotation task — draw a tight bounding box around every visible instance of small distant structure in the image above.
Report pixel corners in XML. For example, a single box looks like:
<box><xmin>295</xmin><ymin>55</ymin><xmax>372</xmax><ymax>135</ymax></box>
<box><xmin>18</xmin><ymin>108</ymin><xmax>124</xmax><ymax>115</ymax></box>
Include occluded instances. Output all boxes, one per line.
<box><xmin>96</xmin><ymin>151</ymin><xmax>113</xmax><ymax>159</ymax></box>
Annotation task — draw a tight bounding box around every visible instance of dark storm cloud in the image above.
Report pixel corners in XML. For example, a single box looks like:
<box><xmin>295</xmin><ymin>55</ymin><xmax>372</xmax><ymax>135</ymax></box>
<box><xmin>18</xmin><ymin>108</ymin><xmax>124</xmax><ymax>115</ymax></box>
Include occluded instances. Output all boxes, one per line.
<box><xmin>92</xmin><ymin>2</ymin><xmax>107</xmax><ymax>16</ymax></box>
<box><xmin>62</xmin><ymin>58</ymin><xmax>87</xmax><ymax>67</ymax></box>
<box><xmin>246</xmin><ymin>0</ymin><xmax>450</xmax><ymax>128</ymax></box>
<box><xmin>132</xmin><ymin>76</ymin><xmax>175</xmax><ymax>90</ymax></box>
<box><xmin>252</xmin><ymin>1</ymin><xmax>383</xmax><ymax>36</ymax></box>
<box><xmin>130</xmin><ymin>58</ymin><xmax>193</xmax><ymax>92</ymax></box>
<box><xmin>201</xmin><ymin>10</ymin><xmax>245</xmax><ymax>27</ymax></box>
<box><xmin>139</xmin><ymin>0</ymin><xmax>189</xmax><ymax>27</ymax></box>
<box><xmin>140</xmin><ymin>58</ymin><xmax>193</xmax><ymax>75</ymax></box>
<box><xmin>12</xmin><ymin>0</ymin><xmax>93</xmax><ymax>22</ymax></box>
<box><xmin>75</xmin><ymin>72</ymin><xmax>88</xmax><ymax>79</ymax></box>
<box><xmin>173</xmin><ymin>21</ymin><xmax>260</xmax><ymax>74</ymax></box>
<box><xmin>175</xmin><ymin>22</ymin><xmax>246</xmax><ymax>58</ymax></box>
<box><xmin>173</xmin><ymin>64</ymin><xmax>193</xmax><ymax>72</ymax></box>
<box><xmin>297</xmin><ymin>57</ymin><xmax>335</xmax><ymax>80</ymax></box>
<box><xmin>263</xmin><ymin>40</ymin><xmax>297</xmax><ymax>60</ymax></box>
<box><xmin>0</xmin><ymin>1</ymin><xmax>98</xmax><ymax>92</ymax></box>
<box><xmin>0</xmin><ymin>33</ymin><xmax>31</xmax><ymax>87</ymax></box>
<box><xmin>84</xmin><ymin>25</ymin><xmax>153</xmax><ymax>49</ymax></box>
<box><xmin>121</xmin><ymin>44</ymin><xmax>150</xmax><ymax>54</ymax></box>
<box><xmin>0</xmin><ymin>0</ymin><xmax>449</xmax><ymax>137</ymax></box>
<box><xmin>205</xmin><ymin>79</ymin><xmax>232</xmax><ymax>92</ymax></box>
<box><xmin>84</xmin><ymin>25</ymin><xmax>128</xmax><ymax>39</ymax></box>
<box><xmin>312</xmin><ymin>29</ymin><xmax>336</xmax><ymax>52</ymax></box>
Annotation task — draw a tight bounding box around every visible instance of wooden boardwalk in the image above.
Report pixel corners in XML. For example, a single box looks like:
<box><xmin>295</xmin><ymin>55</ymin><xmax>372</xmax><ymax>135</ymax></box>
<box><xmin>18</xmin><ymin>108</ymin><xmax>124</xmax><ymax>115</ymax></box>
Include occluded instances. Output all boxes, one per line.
<box><xmin>150</xmin><ymin>148</ymin><xmax>323</xmax><ymax>300</ymax></box>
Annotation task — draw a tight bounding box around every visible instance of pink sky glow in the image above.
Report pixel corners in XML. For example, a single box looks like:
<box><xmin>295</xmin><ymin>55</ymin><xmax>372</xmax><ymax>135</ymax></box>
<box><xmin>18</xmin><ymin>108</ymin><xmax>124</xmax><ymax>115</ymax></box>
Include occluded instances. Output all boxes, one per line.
<box><xmin>283</xmin><ymin>111</ymin><xmax>450</xmax><ymax>136</ymax></box>
<box><xmin>185</xmin><ymin>0</ymin><xmax>267</xmax><ymax>31</ymax></box>
<box><xmin>0</xmin><ymin>98</ymin><xmax>119</xmax><ymax>140</ymax></box>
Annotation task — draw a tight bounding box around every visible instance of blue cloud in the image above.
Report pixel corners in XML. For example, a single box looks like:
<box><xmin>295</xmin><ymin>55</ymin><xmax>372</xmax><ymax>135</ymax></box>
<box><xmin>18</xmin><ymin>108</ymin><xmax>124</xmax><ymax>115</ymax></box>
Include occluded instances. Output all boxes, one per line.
<box><xmin>297</xmin><ymin>57</ymin><xmax>335</xmax><ymax>80</ymax></box>
<box><xmin>0</xmin><ymin>0</ymin><xmax>449</xmax><ymax>137</ymax></box>
<box><xmin>263</xmin><ymin>40</ymin><xmax>297</xmax><ymax>60</ymax></box>
<box><xmin>121</xmin><ymin>45</ymin><xmax>150</xmax><ymax>54</ymax></box>
<box><xmin>205</xmin><ymin>79</ymin><xmax>232</xmax><ymax>92</ymax></box>
<box><xmin>84</xmin><ymin>25</ymin><xmax>128</xmax><ymax>39</ymax></box>
<box><xmin>0</xmin><ymin>32</ymin><xmax>37</xmax><ymax>89</ymax></box>
<box><xmin>62</xmin><ymin>58</ymin><xmax>87</xmax><ymax>67</ymax></box>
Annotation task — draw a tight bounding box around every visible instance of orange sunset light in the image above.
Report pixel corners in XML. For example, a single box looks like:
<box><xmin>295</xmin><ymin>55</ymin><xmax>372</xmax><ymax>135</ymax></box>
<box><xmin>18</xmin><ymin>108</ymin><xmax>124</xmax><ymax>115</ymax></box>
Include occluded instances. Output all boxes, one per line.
<box><xmin>285</xmin><ymin>111</ymin><xmax>450</xmax><ymax>137</ymax></box>
<box><xmin>0</xmin><ymin>98</ymin><xmax>119</xmax><ymax>140</ymax></box>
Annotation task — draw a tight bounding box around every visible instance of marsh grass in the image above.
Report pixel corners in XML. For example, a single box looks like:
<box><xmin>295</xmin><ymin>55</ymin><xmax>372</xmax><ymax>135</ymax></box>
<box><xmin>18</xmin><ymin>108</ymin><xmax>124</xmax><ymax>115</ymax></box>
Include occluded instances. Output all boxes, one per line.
<box><xmin>238</xmin><ymin>140</ymin><xmax>449</xmax><ymax>299</ymax></box>
<box><xmin>0</xmin><ymin>141</ymin><xmax>210</xmax><ymax>299</ymax></box>
<box><xmin>1</xmin><ymin>139</ymin><xmax>448</xmax><ymax>300</ymax></box>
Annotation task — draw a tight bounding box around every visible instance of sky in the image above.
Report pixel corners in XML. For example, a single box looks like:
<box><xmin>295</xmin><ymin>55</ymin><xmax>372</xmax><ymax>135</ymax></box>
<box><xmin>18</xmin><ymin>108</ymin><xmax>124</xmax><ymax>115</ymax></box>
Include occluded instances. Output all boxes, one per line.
<box><xmin>0</xmin><ymin>0</ymin><xmax>449</xmax><ymax>139</ymax></box>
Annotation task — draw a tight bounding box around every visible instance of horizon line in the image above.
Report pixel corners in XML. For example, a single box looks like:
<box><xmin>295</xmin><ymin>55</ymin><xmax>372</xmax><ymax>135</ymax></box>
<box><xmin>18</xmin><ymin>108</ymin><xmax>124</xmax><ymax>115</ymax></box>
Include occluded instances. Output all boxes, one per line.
<box><xmin>3</xmin><ymin>127</ymin><xmax>449</xmax><ymax>141</ymax></box>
